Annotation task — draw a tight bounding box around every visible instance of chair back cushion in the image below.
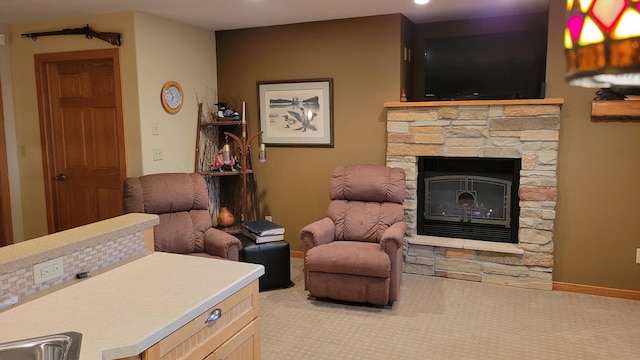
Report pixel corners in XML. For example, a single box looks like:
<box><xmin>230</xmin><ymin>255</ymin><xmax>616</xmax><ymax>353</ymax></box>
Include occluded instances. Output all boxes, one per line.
<box><xmin>123</xmin><ymin>173</ymin><xmax>211</xmax><ymax>253</ymax></box>
<box><xmin>330</xmin><ymin>164</ymin><xmax>405</xmax><ymax>203</ymax></box>
<box><xmin>328</xmin><ymin>165</ymin><xmax>405</xmax><ymax>242</ymax></box>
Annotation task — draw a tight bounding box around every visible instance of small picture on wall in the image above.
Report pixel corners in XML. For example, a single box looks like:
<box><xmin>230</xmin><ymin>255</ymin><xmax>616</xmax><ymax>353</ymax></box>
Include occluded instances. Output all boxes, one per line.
<box><xmin>257</xmin><ymin>78</ymin><xmax>334</xmax><ymax>147</ymax></box>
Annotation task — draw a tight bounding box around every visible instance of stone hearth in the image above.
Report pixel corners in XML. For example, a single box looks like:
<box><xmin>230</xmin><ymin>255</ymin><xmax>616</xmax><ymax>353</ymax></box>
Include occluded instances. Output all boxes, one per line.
<box><xmin>385</xmin><ymin>99</ymin><xmax>563</xmax><ymax>290</ymax></box>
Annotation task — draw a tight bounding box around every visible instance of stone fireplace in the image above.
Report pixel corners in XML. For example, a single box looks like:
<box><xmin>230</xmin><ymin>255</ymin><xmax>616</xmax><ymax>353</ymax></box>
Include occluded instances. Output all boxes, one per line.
<box><xmin>385</xmin><ymin>98</ymin><xmax>563</xmax><ymax>290</ymax></box>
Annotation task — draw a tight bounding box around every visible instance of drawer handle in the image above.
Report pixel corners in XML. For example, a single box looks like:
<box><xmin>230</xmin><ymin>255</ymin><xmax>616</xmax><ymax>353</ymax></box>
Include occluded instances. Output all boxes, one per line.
<box><xmin>205</xmin><ymin>308</ymin><xmax>222</xmax><ymax>323</ymax></box>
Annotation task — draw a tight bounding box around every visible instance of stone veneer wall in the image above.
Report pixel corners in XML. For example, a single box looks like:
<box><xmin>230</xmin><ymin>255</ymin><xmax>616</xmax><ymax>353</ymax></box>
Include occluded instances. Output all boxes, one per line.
<box><xmin>385</xmin><ymin>100</ymin><xmax>563</xmax><ymax>290</ymax></box>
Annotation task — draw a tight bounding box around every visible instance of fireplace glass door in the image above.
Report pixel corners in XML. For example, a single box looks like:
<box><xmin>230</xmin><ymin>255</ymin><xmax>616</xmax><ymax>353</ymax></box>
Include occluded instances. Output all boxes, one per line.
<box><xmin>418</xmin><ymin>156</ymin><xmax>520</xmax><ymax>243</ymax></box>
<box><xmin>426</xmin><ymin>175</ymin><xmax>511</xmax><ymax>226</ymax></box>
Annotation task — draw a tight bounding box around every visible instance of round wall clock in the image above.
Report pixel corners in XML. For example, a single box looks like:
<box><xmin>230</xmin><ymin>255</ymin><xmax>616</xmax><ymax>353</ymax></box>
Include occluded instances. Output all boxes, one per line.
<box><xmin>161</xmin><ymin>81</ymin><xmax>184</xmax><ymax>114</ymax></box>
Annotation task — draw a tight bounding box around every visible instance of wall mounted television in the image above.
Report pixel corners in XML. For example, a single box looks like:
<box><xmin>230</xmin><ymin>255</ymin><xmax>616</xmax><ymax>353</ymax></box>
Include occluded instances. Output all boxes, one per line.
<box><xmin>424</xmin><ymin>30</ymin><xmax>547</xmax><ymax>101</ymax></box>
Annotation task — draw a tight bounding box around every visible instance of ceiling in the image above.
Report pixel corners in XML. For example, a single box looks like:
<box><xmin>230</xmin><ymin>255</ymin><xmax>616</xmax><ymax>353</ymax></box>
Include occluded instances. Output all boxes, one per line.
<box><xmin>0</xmin><ymin>0</ymin><xmax>550</xmax><ymax>31</ymax></box>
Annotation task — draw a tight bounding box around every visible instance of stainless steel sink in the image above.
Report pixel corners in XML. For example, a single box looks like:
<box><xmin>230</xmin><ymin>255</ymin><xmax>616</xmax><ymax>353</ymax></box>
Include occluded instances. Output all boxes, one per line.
<box><xmin>0</xmin><ymin>331</ymin><xmax>82</xmax><ymax>360</ymax></box>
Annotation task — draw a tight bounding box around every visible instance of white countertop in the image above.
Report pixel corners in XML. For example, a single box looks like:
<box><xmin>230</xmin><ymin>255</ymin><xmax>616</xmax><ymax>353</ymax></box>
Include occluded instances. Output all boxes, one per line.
<box><xmin>0</xmin><ymin>252</ymin><xmax>264</xmax><ymax>359</ymax></box>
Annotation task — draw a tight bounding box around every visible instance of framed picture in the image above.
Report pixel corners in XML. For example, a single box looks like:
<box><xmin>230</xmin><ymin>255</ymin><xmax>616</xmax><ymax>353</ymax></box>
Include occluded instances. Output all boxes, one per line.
<box><xmin>257</xmin><ymin>78</ymin><xmax>334</xmax><ymax>147</ymax></box>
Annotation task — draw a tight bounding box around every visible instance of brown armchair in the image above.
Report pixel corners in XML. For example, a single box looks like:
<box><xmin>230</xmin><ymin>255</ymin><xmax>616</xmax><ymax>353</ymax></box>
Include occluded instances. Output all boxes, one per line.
<box><xmin>300</xmin><ymin>164</ymin><xmax>406</xmax><ymax>306</ymax></box>
<box><xmin>123</xmin><ymin>173</ymin><xmax>241</xmax><ymax>260</ymax></box>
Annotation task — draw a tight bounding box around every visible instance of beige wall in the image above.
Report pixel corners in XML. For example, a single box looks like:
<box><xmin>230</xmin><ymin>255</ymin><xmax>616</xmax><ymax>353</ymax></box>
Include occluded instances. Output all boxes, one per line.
<box><xmin>0</xmin><ymin>24</ymin><xmax>24</xmax><ymax>242</ymax></box>
<box><xmin>133</xmin><ymin>12</ymin><xmax>217</xmax><ymax>175</ymax></box>
<box><xmin>218</xmin><ymin>11</ymin><xmax>640</xmax><ymax>291</ymax></box>
<box><xmin>216</xmin><ymin>15</ymin><xmax>402</xmax><ymax>253</ymax></box>
<box><xmin>9</xmin><ymin>12</ymin><xmax>138</xmax><ymax>240</ymax></box>
<box><xmin>6</xmin><ymin>11</ymin><xmax>217</xmax><ymax>241</ymax></box>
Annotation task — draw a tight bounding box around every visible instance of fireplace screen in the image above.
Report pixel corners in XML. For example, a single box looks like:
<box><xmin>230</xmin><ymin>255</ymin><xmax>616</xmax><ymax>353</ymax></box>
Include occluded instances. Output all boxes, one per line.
<box><xmin>418</xmin><ymin>156</ymin><xmax>520</xmax><ymax>243</ymax></box>
<box><xmin>426</xmin><ymin>175</ymin><xmax>511</xmax><ymax>227</ymax></box>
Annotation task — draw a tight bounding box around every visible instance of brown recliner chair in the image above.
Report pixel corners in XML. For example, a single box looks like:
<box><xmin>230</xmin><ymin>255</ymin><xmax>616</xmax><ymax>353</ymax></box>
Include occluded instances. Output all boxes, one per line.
<box><xmin>300</xmin><ymin>164</ymin><xmax>406</xmax><ymax>306</ymax></box>
<box><xmin>123</xmin><ymin>173</ymin><xmax>241</xmax><ymax>260</ymax></box>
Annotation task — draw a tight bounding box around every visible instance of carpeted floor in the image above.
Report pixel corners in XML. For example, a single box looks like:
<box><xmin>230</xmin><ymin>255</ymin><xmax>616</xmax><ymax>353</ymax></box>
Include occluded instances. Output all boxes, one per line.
<box><xmin>259</xmin><ymin>258</ymin><xmax>640</xmax><ymax>359</ymax></box>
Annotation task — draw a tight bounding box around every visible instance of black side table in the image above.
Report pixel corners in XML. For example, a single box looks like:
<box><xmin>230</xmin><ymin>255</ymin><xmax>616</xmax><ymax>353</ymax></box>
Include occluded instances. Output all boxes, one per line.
<box><xmin>236</xmin><ymin>234</ymin><xmax>292</xmax><ymax>291</ymax></box>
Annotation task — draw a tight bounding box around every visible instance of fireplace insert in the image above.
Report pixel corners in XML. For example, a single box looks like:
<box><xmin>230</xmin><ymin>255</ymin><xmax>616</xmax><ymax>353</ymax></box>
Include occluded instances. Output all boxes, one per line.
<box><xmin>417</xmin><ymin>157</ymin><xmax>521</xmax><ymax>243</ymax></box>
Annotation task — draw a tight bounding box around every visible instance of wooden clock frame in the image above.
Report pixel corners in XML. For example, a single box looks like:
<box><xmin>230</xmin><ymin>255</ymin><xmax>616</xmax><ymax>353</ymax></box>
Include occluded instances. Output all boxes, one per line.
<box><xmin>161</xmin><ymin>81</ymin><xmax>184</xmax><ymax>114</ymax></box>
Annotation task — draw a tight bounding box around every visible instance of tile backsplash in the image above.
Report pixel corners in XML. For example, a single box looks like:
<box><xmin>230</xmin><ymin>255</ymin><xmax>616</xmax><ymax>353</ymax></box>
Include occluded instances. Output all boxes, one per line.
<box><xmin>0</xmin><ymin>231</ymin><xmax>146</xmax><ymax>302</ymax></box>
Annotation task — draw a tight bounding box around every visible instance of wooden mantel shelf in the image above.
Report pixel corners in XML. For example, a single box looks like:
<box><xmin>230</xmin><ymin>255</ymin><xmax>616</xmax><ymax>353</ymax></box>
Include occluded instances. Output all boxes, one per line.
<box><xmin>384</xmin><ymin>98</ymin><xmax>564</xmax><ymax>108</ymax></box>
<box><xmin>591</xmin><ymin>99</ymin><xmax>640</xmax><ymax>121</ymax></box>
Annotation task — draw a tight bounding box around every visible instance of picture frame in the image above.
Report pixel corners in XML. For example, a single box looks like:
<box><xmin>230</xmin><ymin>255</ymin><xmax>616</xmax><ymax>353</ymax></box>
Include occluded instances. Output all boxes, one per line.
<box><xmin>257</xmin><ymin>78</ymin><xmax>334</xmax><ymax>147</ymax></box>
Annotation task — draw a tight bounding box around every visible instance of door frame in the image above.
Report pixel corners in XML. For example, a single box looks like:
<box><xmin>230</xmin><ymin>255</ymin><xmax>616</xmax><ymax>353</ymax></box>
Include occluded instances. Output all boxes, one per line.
<box><xmin>34</xmin><ymin>48</ymin><xmax>127</xmax><ymax>233</ymax></box>
<box><xmin>0</xmin><ymin>78</ymin><xmax>13</xmax><ymax>245</ymax></box>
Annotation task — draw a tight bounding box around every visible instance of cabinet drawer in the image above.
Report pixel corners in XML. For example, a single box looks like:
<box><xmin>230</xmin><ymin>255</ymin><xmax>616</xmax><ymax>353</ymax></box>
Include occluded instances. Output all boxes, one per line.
<box><xmin>146</xmin><ymin>280</ymin><xmax>259</xmax><ymax>360</ymax></box>
<box><xmin>205</xmin><ymin>318</ymin><xmax>260</xmax><ymax>360</ymax></box>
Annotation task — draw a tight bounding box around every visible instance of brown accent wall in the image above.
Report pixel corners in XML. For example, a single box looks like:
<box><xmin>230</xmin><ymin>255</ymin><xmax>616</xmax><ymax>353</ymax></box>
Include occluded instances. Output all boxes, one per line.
<box><xmin>217</xmin><ymin>6</ymin><xmax>640</xmax><ymax>291</ymax></box>
<box><xmin>546</xmin><ymin>1</ymin><xmax>640</xmax><ymax>291</ymax></box>
<box><xmin>216</xmin><ymin>15</ymin><xmax>402</xmax><ymax>253</ymax></box>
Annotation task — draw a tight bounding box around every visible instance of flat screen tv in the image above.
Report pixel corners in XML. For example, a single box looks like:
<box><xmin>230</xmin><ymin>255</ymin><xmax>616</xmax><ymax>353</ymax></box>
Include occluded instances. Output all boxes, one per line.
<box><xmin>424</xmin><ymin>30</ymin><xmax>547</xmax><ymax>100</ymax></box>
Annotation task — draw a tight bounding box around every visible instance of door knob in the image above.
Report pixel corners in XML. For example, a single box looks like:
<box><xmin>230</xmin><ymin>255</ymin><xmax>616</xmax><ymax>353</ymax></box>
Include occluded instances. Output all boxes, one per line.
<box><xmin>56</xmin><ymin>174</ymin><xmax>66</xmax><ymax>181</ymax></box>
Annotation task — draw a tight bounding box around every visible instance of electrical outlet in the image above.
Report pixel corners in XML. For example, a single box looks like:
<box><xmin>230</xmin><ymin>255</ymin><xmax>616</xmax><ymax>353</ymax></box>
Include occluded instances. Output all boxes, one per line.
<box><xmin>33</xmin><ymin>257</ymin><xmax>64</xmax><ymax>285</ymax></box>
<box><xmin>265</xmin><ymin>215</ymin><xmax>273</xmax><ymax>222</ymax></box>
<box><xmin>636</xmin><ymin>248</ymin><xmax>640</xmax><ymax>264</ymax></box>
<box><xmin>152</xmin><ymin>147</ymin><xmax>163</xmax><ymax>161</ymax></box>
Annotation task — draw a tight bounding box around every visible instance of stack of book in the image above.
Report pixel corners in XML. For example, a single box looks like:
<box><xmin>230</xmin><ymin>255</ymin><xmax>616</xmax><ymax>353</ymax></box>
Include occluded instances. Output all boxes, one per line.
<box><xmin>241</xmin><ymin>220</ymin><xmax>285</xmax><ymax>243</ymax></box>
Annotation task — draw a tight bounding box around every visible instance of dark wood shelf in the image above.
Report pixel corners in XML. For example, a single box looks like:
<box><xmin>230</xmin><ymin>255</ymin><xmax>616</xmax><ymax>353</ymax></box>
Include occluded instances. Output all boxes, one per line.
<box><xmin>199</xmin><ymin>169</ymin><xmax>254</xmax><ymax>177</ymax></box>
<box><xmin>200</xmin><ymin>118</ymin><xmax>243</xmax><ymax>127</ymax></box>
<box><xmin>216</xmin><ymin>224</ymin><xmax>242</xmax><ymax>235</ymax></box>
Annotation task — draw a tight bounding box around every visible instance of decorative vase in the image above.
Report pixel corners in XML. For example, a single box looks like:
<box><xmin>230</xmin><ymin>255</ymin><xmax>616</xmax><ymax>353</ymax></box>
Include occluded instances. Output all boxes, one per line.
<box><xmin>217</xmin><ymin>207</ymin><xmax>235</xmax><ymax>227</ymax></box>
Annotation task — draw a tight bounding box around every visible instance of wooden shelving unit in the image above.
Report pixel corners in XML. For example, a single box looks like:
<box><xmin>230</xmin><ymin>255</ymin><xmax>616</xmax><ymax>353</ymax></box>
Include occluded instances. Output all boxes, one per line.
<box><xmin>195</xmin><ymin>103</ymin><xmax>260</xmax><ymax>234</ymax></box>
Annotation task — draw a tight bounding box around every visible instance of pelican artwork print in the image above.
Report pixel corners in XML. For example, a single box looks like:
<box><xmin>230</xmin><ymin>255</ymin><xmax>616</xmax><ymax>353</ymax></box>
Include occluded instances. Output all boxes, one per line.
<box><xmin>258</xmin><ymin>79</ymin><xmax>334</xmax><ymax>147</ymax></box>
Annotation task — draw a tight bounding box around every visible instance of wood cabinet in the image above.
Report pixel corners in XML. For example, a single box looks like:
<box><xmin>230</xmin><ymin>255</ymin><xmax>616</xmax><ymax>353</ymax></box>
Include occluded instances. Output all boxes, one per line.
<box><xmin>0</xmin><ymin>249</ymin><xmax>263</xmax><ymax>360</ymax></box>
<box><xmin>195</xmin><ymin>103</ymin><xmax>260</xmax><ymax>234</ymax></box>
<box><xmin>135</xmin><ymin>281</ymin><xmax>260</xmax><ymax>360</ymax></box>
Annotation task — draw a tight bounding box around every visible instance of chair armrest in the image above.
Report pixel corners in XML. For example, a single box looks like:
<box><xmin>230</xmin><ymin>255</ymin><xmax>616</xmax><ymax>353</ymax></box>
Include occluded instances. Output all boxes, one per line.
<box><xmin>203</xmin><ymin>228</ymin><xmax>242</xmax><ymax>261</ymax></box>
<box><xmin>299</xmin><ymin>217</ymin><xmax>335</xmax><ymax>252</ymax></box>
<box><xmin>380</xmin><ymin>221</ymin><xmax>406</xmax><ymax>303</ymax></box>
<box><xmin>379</xmin><ymin>221</ymin><xmax>406</xmax><ymax>251</ymax></box>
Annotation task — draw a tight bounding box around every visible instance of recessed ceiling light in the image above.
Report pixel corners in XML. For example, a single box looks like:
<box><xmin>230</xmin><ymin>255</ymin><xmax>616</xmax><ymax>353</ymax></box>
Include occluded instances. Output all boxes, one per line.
<box><xmin>415</xmin><ymin>0</ymin><xmax>430</xmax><ymax>4</ymax></box>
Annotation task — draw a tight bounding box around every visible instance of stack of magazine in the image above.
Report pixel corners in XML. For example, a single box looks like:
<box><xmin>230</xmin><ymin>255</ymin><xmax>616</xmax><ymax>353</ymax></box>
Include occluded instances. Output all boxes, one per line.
<box><xmin>241</xmin><ymin>220</ymin><xmax>285</xmax><ymax>243</ymax></box>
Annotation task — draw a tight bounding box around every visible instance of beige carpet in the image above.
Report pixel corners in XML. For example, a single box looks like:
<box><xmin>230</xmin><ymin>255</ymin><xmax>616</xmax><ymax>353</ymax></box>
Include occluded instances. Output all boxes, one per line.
<box><xmin>259</xmin><ymin>258</ymin><xmax>640</xmax><ymax>360</ymax></box>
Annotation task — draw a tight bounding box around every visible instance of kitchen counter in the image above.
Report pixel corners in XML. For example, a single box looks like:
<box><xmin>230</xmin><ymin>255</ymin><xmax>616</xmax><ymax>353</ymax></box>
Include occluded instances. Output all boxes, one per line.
<box><xmin>0</xmin><ymin>213</ymin><xmax>158</xmax><ymax>274</ymax></box>
<box><xmin>0</xmin><ymin>252</ymin><xmax>264</xmax><ymax>359</ymax></box>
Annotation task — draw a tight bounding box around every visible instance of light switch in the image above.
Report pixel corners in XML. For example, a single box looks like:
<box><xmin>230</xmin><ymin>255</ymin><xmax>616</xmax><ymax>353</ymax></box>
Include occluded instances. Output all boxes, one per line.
<box><xmin>152</xmin><ymin>122</ymin><xmax>159</xmax><ymax>135</ymax></box>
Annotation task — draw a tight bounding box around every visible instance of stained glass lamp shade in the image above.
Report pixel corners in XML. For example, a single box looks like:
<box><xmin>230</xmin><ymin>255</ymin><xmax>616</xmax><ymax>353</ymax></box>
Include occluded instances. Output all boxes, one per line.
<box><xmin>565</xmin><ymin>0</ymin><xmax>640</xmax><ymax>87</ymax></box>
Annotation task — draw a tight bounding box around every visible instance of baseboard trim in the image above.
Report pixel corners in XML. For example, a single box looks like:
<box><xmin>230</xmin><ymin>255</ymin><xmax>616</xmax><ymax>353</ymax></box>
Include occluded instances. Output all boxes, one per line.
<box><xmin>285</xmin><ymin>253</ymin><xmax>639</xmax><ymax>300</ymax></box>
<box><xmin>553</xmin><ymin>281</ymin><xmax>640</xmax><ymax>301</ymax></box>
